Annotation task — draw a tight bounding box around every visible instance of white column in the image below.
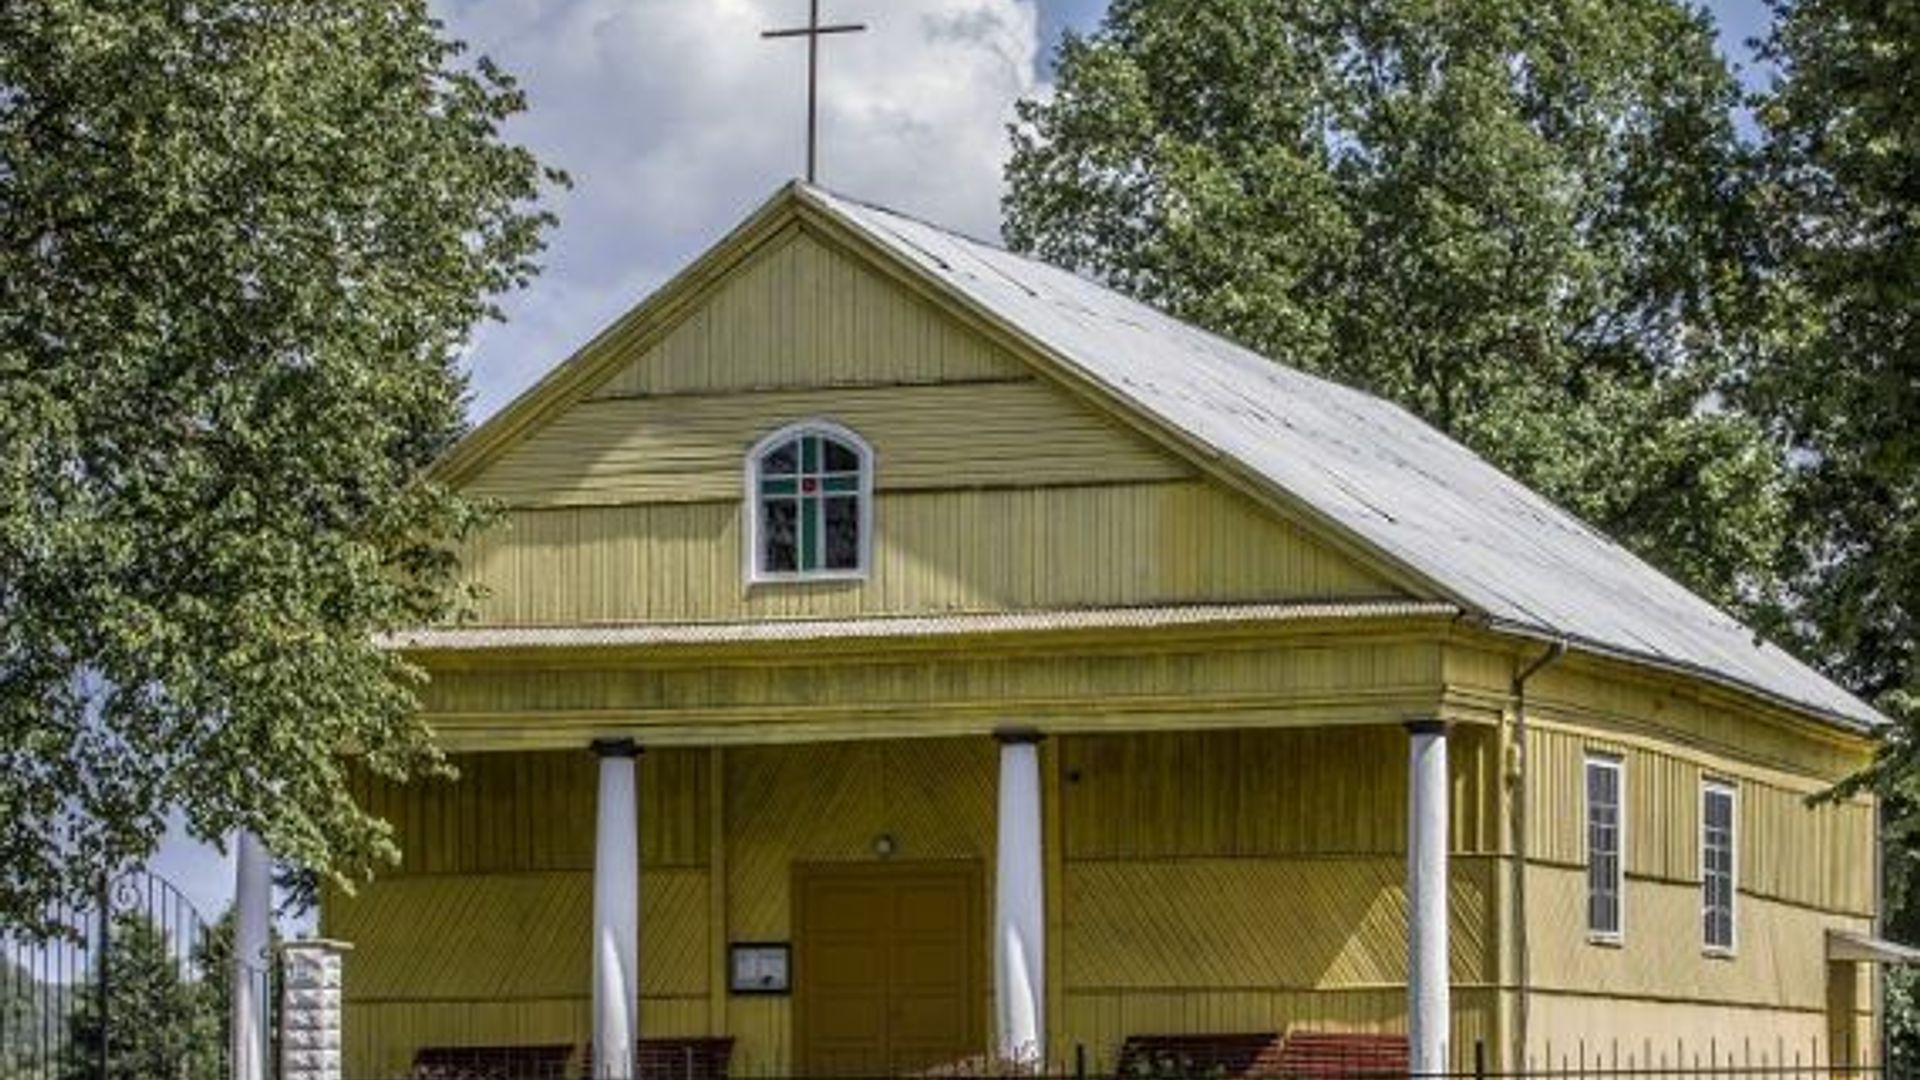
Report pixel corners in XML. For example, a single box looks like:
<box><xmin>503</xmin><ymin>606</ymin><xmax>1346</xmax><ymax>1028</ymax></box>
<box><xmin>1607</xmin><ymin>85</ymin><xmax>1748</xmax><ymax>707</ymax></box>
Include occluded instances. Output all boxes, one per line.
<box><xmin>231</xmin><ymin>830</ymin><xmax>272</xmax><ymax>1080</ymax></box>
<box><xmin>279</xmin><ymin>939</ymin><xmax>351</xmax><ymax>1080</ymax></box>
<box><xmin>1407</xmin><ymin>720</ymin><xmax>1451</xmax><ymax>1074</ymax></box>
<box><xmin>592</xmin><ymin>739</ymin><xmax>642</xmax><ymax>1079</ymax></box>
<box><xmin>994</xmin><ymin>730</ymin><xmax>1046</xmax><ymax>1064</ymax></box>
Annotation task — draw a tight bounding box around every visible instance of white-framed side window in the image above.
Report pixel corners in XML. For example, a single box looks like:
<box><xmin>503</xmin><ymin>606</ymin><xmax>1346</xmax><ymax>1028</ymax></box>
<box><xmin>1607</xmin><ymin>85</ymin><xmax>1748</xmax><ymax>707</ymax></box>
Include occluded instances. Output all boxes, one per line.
<box><xmin>1585</xmin><ymin>753</ymin><xmax>1625</xmax><ymax>942</ymax></box>
<box><xmin>1702</xmin><ymin>779</ymin><xmax>1737</xmax><ymax>954</ymax></box>
<box><xmin>744</xmin><ymin>420</ymin><xmax>874</xmax><ymax>583</ymax></box>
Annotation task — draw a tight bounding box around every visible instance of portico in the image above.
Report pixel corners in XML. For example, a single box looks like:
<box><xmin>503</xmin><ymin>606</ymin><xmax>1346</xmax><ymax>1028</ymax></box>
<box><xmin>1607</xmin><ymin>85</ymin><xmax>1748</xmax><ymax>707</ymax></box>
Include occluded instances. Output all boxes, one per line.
<box><xmin>327</xmin><ymin>605</ymin><xmax>1488</xmax><ymax>1079</ymax></box>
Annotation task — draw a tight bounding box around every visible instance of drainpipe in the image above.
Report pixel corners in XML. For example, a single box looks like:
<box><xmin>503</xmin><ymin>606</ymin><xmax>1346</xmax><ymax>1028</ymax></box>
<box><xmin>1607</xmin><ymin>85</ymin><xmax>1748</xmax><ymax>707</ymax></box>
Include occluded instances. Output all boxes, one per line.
<box><xmin>1510</xmin><ymin>640</ymin><xmax>1565</xmax><ymax>1070</ymax></box>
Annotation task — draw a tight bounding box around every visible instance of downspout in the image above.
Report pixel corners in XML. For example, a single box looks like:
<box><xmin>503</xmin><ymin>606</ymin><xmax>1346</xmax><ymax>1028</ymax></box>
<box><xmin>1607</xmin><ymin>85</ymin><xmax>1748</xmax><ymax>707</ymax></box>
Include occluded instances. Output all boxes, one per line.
<box><xmin>1876</xmin><ymin>794</ymin><xmax>1888</xmax><ymax>1068</ymax></box>
<box><xmin>1510</xmin><ymin>640</ymin><xmax>1566</xmax><ymax>1069</ymax></box>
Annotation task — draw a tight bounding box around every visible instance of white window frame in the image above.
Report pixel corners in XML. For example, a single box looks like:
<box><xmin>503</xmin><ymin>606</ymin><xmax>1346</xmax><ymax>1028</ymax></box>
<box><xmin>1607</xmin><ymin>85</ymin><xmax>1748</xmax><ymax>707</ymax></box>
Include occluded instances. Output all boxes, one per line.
<box><xmin>1585</xmin><ymin>752</ymin><xmax>1626</xmax><ymax>944</ymax></box>
<box><xmin>1701</xmin><ymin>778</ymin><xmax>1738</xmax><ymax>956</ymax></box>
<box><xmin>743</xmin><ymin>419</ymin><xmax>874</xmax><ymax>585</ymax></box>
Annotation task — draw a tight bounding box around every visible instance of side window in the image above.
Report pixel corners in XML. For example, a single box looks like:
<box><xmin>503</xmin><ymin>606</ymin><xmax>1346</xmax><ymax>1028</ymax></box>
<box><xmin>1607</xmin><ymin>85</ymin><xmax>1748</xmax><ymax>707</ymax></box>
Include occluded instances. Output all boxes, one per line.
<box><xmin>748</xmin><ymin>422</ymin><xmax>872</xmax><ymax>581</ymax></box>
<box><xmin>1585</xmin><ymin>754</ymin><xmax>1624</xmax><ymax>941</ymax></box>
<box><xmin>1702</xmin><ymin>780</ymin><xmax>1737</xmax><ymax>952</ymax></box>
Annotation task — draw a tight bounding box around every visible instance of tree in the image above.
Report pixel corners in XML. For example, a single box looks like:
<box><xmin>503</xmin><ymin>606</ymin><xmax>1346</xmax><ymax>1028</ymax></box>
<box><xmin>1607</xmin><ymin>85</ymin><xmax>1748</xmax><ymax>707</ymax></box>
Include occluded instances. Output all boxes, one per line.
<box><xmin>1</xmin><ymin>958</ymin><xmax>45</xmax><ymax>1078</ymax></box>
<box><xmin>1750</xmin><ymin>0</ymin><xmax>1919</xmax><ymax>719</ymax></box>
<box><xmin>60</xmin><ymin>913</ymin><xmax>220</xmax><ymax>1080</ymax></box>
<box><xmin>1004</xmin><ymin>0</ymin><xmax>1786</xmax><ymax>611</ymax></box>
<box><xmin>0</xmin><ymin>1</ymin><xmax>560</xmax><ymax>930</ymax></box>
<box><xmin>1747</xmin><ymin>0</ymin><xmax>1920</xmax><ymax>1058</ymax></box>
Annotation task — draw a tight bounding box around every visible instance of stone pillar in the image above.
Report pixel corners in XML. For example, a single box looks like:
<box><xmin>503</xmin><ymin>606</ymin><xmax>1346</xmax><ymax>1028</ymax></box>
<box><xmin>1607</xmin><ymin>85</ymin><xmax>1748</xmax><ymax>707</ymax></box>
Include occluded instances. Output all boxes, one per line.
<box><xmin>592</xmin><ymin>738</ymin><xmax>642</xmax><ymax>1079</ymax></box>
<box><xmin>279</xmin><ymin>940</ymin><xmax>351</xmax><ymax>1080</ymax></box>
<box><xmin>994</xmin><ymin>729</ymin><xmax>1046</xmax><ymax>1063</ymax></box>
<box><xmin>231</xmin><ymin>830</ymin><xmax>272</xmax><ymax>1080</ymax></box>
<box><xmin>1407</xmin><ymin>720</ymin><xmax>1451</xmax><ymax>1074</ymax></box>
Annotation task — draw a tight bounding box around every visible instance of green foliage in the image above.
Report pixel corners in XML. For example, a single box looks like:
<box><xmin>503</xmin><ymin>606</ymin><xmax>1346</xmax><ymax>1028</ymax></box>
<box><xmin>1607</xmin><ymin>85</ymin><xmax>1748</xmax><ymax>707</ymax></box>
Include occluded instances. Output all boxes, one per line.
<box><xmin>60</xmin><ymin>914</ymin><xmax>220</xmax><ymax>1080</ymax></box>
<box><xmin>1004</xmin><ymin>0</ymin><xmax>1786</xmax><ymax>611</ymax></box>
<box><xmin>0</xmin><ymin>2</ymin><xmax>559</xmax><ymax>930</ymax></box>
<box><xmin>1892</xmin><ymin>964</ymin><xmax>1920</xmax><ymax>1069</ymax></box>
<box><xmin>1</xmin><ymin>958</ymin><xmax>46</xmax><ymax>1077</ymax></box>
<box><xmin>1749</xmin><ymin>4</ymin><xmax>1920</xmax><ymax>1048</ymax></box>
<box><xmin>1748</xmin><ymin>0</ymin><xmax>1920</xmax><ymax>702</ymax></box>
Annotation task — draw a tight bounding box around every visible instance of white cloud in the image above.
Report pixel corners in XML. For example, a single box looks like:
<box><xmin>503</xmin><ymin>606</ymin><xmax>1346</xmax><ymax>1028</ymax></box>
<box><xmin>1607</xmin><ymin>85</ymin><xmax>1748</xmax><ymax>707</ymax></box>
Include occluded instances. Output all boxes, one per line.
<box><xmin>434</xmin><ymin>0</ymin><xmax>1043</xmax><ymax>421</ymax></box>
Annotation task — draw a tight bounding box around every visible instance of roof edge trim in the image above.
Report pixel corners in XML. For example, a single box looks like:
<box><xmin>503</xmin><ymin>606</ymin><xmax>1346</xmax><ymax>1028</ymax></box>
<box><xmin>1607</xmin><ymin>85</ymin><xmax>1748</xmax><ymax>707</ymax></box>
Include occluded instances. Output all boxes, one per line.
<box><xmin>386</xmin><ymin>600</ymin><xmax>1460</xmax><ymax>652</ymax></box>
<box><xmin>1469</xmin><ymin>614</ymin><xmax>1885</xmax><ymax>734</ymax></box>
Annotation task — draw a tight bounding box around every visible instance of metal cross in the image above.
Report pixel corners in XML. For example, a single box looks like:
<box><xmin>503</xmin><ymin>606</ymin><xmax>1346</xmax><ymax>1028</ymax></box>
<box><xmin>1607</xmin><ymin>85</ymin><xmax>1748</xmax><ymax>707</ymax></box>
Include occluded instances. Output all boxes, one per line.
<box><xmin>762</xmin><ymin>0</ymin><xmax>867</xmax><ymax>183</ymax></box>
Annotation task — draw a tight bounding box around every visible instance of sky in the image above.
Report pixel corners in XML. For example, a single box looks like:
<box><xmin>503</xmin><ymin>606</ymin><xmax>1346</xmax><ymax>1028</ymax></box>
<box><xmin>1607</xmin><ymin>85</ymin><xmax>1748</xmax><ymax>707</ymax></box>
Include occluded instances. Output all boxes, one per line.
<box><xmin>148</xmin><ymin>0</ymin><xmax>1772</xmax><ymax>925</ymax></box>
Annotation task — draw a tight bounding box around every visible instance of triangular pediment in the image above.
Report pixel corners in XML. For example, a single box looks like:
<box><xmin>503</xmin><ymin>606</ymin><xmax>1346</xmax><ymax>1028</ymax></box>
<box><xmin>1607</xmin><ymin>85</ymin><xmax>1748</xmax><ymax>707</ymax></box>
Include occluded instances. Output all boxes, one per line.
<box><xmin>436</xmin><ymin>189</ymin><xmax>1408</xmax><ymax>624</ymax></box>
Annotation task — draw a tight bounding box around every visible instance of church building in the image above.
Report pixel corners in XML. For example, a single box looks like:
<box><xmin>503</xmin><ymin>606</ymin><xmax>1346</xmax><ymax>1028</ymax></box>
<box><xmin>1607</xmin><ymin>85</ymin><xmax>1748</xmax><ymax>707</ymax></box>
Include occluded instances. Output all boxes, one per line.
<box><xmin>322</xmin><ymin>182</ymin><xmax>1894</xmax><ymax>1078</ymax></box>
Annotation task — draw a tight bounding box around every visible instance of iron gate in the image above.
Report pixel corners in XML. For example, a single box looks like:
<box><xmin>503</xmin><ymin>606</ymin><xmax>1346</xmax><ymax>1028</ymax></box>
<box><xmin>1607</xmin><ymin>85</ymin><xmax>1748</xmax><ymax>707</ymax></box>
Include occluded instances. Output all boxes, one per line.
<box><xmin>0</xmin><ymin>869</ymin><xmax>272</xmax><ymax>1079</ymax></box>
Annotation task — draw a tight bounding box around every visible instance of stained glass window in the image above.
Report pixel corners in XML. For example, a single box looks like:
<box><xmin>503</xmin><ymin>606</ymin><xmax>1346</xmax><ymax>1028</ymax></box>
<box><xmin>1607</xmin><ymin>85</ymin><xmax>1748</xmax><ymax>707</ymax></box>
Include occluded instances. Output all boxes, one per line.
<box><xmin>752</xmin><ymin>425</ymin><xmax>868</xmax><ymax>578</ymax></box>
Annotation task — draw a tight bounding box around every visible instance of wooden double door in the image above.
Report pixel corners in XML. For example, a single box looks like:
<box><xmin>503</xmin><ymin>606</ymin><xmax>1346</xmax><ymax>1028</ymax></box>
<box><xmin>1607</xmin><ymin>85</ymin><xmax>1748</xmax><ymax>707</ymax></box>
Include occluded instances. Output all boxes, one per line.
<box><xmin>794</xmin><ymin>861</ymin><xmax>985</xmax><ymax>1076</ymax></box>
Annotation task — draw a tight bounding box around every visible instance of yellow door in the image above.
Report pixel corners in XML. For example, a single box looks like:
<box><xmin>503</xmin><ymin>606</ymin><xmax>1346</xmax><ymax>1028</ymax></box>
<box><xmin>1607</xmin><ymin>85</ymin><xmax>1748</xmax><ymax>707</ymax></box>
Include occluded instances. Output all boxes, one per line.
<box><xmin>795</xmin><ymin>862</ymin><xmax>983</xmax><ymax>1076</ymax></box>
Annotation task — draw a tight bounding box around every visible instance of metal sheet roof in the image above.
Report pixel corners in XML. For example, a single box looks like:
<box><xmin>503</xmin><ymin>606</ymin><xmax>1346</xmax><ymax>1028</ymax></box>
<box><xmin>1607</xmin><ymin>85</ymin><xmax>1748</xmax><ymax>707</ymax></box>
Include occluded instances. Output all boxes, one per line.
<box><xmin>803</xmin><ymin>186</ymin><xmax>1880</xmax><ymax>730</ymax></box>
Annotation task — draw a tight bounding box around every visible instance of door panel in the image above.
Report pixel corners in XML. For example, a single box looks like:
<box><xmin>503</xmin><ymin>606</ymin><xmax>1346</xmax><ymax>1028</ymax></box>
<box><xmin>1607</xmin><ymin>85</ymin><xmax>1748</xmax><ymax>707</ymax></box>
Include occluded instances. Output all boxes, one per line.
<box><xmin>796</xmin><ymin>862</ymin><xmax>982</xmax><ymax>1076</ymax></box>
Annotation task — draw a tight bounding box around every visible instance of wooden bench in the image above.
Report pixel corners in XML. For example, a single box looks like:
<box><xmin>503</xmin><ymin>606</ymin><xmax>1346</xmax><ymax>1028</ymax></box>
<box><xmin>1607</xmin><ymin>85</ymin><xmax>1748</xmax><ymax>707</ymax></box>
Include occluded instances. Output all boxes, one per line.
<box><xmin>1273</xmin><ymin>1033</ymin><xmax>1410</xmax><ymax>1078</ymax></box>
<box><xmin>411</xmin><ymin>1044</ymin><xmax>572</xmax><ymax>1080</ymax></box>
<box><xmin>412</xmin><ymin>1037</ymin><xmax>734</xmax><ymax>1080</ymax></box>
<box><xmin>1114</xmin><ymin>1033</ymin><xmax>1288</xmax><ymax>1078</ymax></box>
<box><xmin>579</xmin><ymin>1037</ymin><xmax>737</xmax><ymax>1080</ymax></box>
<box><xmin>1112</xmin><ymin>1032</ymin><xmax>1410</xmax><ymax>1079</ymax></box>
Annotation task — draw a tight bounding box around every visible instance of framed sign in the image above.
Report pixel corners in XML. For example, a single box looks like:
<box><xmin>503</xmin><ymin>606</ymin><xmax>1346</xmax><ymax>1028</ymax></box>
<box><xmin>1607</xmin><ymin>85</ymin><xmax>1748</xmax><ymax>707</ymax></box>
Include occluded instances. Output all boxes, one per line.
<box><xmin>729</xmin><ymin>942</ymin><xmax>791</xmax><ymax>994</ymax></box>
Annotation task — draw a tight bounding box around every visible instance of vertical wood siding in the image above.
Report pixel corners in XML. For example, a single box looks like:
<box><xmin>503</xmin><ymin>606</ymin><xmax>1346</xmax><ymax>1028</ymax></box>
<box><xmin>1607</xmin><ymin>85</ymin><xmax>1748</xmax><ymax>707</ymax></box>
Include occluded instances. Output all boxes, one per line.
<box><xmin>1525</xmin><ymin>725</ymin><xmax>1873</xmax><ymax>913</ymax></box>
<box><xmin>454</xmin><ymin>223</ymin><xmax>1401</xmax><ymax>624</ymax></box>
<box><xmin>467</xmin><ymin>382</ymin><xmax>1189</xmax><ymax>507</ymax></box>
<box><xmin>589</xmin><ymin>225</ymin><xmax>1027</xmax><ymax>398</ymax></box>
<box><xmin>1519</xmin><ymin>716</ymin><xmax>1875</xmax><ymax>1062</ymax></box>
<box><xmin>458</xmin><ymin>481</ymin><xmax>1399</xmax><ymax>626</ymax></box>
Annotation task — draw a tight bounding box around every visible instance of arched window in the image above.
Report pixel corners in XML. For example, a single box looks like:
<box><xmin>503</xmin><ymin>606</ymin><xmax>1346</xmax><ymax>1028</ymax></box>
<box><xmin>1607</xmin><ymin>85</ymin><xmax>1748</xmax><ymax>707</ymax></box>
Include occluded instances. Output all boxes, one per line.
<box><xmin>746</xmin><ymin>421</ymin><xmax>872</xmax><ymax>581</ymax></box>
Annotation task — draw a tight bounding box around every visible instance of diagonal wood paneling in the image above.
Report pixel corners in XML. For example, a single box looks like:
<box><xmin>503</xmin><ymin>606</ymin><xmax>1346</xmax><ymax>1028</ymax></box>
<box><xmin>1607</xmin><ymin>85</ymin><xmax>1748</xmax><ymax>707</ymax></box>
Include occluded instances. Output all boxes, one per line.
<box><xmin>328</xmin><ymin>869</ymin><xmax>710</xmax><ymax>1002</ymax></box>
<box><xmin>1061</xmin><ymin>728</ymin><xmax>1496</xmax><ymax>860</ymax></box>
<box><xmin>1064</xmin><ymin>858</ymin><xmax>1490</xmax><ymax>990</ymax></box>
<box><xmin>722</xmin><ymin>739</ymin><xmax>997</xmax><ymax>1072</ymax></box>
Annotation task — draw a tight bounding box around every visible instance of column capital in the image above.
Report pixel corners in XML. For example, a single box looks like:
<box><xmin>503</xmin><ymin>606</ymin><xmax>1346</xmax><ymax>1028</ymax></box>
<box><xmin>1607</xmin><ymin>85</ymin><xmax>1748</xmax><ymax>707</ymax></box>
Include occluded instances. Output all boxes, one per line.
<box><xmin>591</xmin><ymin>737</ymin><xmax>642</xmax><ymax>758</ymax></box>
<box><xmin>1405</xmin><ymin>717</ymin><xmax>1450</xmax><ymax>736</ymax></box>
<box><xmin>993</xmin><ymin>726</ymin><xmax>1045</xmax><ymax>746</ymax></box>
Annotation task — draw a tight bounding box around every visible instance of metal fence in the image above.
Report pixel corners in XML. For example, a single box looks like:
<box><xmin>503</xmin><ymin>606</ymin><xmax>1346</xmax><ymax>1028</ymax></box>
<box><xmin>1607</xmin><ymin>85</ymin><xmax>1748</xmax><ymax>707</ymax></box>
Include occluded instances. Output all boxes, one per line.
<box><xmin>338</xmin><ymin>1034</ymin><xmax>1896</xmax><ymax>1080</ymax></box>
<box><xmin>0</xmin><ymin>870</ymin><xmax>272</xmax><ymax>1080</ymax></box>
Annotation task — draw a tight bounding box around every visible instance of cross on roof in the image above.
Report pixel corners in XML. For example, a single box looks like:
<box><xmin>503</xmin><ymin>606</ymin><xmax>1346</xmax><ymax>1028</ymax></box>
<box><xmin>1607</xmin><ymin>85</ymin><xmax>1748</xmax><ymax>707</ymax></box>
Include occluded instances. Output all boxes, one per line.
<box><xmin>762</xmin><ymin>0</ymin><xmax>867</xmax><ymax>184</ymax></box>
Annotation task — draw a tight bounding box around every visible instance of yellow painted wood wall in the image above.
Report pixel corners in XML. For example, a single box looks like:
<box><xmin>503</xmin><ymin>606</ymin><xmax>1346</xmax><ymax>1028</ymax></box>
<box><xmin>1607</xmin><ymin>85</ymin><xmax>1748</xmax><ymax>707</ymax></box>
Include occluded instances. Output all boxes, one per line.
<box><xmin>1519</xmin><ymin>718</ymin><xmax>1875</xmax><ymax>1061</ymax></box>
<box><xmin>325</xmin><ymin>751</ymin><xmax>712</xmax><ymax>1080</ymax></box>
<box><xmin>453</xmin><ymin>224</ymin><xmax>1401</xmax><ymax>626</ymax></box>
<box><xmin>329</xmin><ymin>728</ymin><xmax>1514</xmax><ymax>1076</ymax></box>
<box><xmin>1440</xmin><ymin>637</ymin><xmax>1882</xmax><ymax>1064</ymax></box>
<box><xmin>415</xmin><ymin>634</ymin><xmax>1452</xmax><ymax>749</ymax></box>
<box><xmin>1055</xmin><ymin>727</ymin><xmax>1501</xmax><ymax>1072</ymax></box>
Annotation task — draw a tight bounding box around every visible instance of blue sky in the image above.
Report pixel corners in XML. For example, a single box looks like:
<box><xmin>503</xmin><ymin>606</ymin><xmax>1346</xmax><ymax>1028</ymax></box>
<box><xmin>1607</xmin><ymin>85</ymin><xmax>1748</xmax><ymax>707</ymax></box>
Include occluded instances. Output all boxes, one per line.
<box><xmin>150</xmin><ymin>0</ymin><xmax>1774</xmax><ymax>922</ymax></box>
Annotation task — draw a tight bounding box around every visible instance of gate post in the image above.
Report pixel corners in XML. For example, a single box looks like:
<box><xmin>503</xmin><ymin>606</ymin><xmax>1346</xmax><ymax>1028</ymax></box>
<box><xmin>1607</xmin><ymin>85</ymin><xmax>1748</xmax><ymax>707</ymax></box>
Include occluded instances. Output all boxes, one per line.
<box><xmin>279</xmin><ymin>939</ymin><xmax>352</xmax><ymax>1080</ymax></box>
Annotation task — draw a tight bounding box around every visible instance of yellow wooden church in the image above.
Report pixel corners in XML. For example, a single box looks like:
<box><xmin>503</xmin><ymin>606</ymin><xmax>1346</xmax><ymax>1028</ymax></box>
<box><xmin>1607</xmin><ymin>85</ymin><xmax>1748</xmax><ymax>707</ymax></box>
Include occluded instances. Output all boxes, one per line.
<box><xmin>323</xmin><ymin>182</ymin><xmax>1897</xmax><ymax>1078</ymax></box>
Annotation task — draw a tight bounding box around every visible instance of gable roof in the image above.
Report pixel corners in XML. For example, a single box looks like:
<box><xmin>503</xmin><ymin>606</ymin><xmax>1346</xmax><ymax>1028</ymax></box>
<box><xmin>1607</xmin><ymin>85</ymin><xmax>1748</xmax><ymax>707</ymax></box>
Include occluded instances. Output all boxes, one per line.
<box><xmin>442</xmin><ymin>182</ymin><xmax>1880</xmax><ymax>731</ymax></box>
